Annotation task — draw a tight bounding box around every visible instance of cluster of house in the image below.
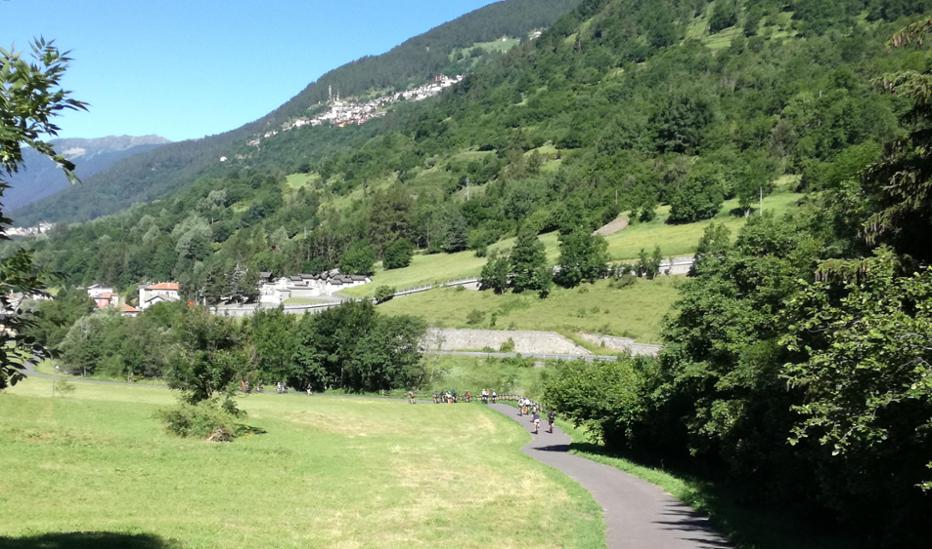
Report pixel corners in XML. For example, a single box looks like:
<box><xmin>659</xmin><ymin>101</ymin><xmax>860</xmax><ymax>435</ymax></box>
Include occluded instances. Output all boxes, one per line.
<box><xmin>7</xmin><ymin>222</ymin><xmax>54</xmax><ymax>238</ymax></box>
<box><xmin>259</xmin><ymin>269</ymin><xmax>370</xmax><ymax>306</ymax></box>
<box><xmin>85</xmin><ymin>282</ymin><xmax>181</xmax><ymax>317</ymax></box>
<box><xmin>246</xmin><ymin>74</ymin><xmax>465</xmax><ymax>148</ymax></box>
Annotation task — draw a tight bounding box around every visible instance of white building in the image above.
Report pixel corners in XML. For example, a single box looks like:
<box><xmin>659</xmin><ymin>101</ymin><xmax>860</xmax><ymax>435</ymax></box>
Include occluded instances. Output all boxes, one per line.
<box><xmin>139</xmin><ymin>282</ymin><xmax>181</xmax><ymax>311</ymax></box>
<box><xmin>259</xmin><ymin>270</ymin><xmax>369</xmax><ymax>306</ymax></box>
<box><xmin>86</xmin><ymin>284</ymin><xmax>118</xmax><ymax>309</ymax></box>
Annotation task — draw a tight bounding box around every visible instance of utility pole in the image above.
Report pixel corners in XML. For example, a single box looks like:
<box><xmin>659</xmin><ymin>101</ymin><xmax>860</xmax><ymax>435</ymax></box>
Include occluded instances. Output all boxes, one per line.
<box><xmin>759</xmin><ymin>185</ymin><xmax>764</xmax><ymax>215</ymax></box>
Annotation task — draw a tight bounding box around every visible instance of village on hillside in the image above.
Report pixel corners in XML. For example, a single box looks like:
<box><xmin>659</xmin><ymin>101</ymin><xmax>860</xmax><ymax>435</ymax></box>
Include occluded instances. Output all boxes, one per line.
<box><xmin>243</xmin><ymin>74</ymin><xmax>465</xmax><ymax>150</ymax></box>
<box><xmin>67</xmin><ymin>269</ymin><xmax>370</xmax><ymax>318</ymax></box>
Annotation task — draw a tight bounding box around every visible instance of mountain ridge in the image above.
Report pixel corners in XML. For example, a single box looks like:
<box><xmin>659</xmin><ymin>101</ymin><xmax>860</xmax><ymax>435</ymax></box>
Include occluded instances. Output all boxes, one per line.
<box><xmin>6</xmin><ymin>135</ymin><xmax>170</xmax><ymax>213</ymax></box>
<box><xmin>13</xmin><ymin>0</ymin><xmax>582</xmax><ymax>226</ymax></box>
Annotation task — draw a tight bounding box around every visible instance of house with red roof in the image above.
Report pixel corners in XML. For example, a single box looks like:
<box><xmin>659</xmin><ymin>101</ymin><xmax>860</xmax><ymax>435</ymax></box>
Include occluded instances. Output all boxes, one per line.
<box><xmin>138</xmin><ymin>282</ymin><xmax>181</xmax><ymax>311</ymax></box>
<box><xmin>86</xmin><ymin>284</ymin><xmax>118</xmax><ymax>309</ymax></box>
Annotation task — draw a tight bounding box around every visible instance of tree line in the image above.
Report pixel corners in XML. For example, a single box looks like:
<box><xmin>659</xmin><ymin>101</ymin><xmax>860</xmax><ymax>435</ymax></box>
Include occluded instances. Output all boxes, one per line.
<box><xmin>30</xmin><ymin>299</ymin><xmax>426</xmax><ymax>395</ymax></box>
<box><xmin>542</xmin><ymin>17</ymin><xmax>932</xmax><ymax>544</ymax></box>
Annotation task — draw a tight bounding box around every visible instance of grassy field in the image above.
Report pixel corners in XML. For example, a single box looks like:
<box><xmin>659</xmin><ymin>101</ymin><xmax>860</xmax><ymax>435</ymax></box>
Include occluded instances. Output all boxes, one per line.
<box><xmin>343</xmin><ymin>188</ymin><xmax>802</xmax><ymax>297</ymax></box>
<box><xmin>0</xmin><ymin>379</ymin><xmax>603</xmax><ymax>548</ymax></box>
<box><xmin>379</xmin><ymin>277</ymin><xmax>682</xmax><ymax>343</ymax></box>
<box><xmin>605</xmin><ymin>187</ymin><xmax>803</xmax><ymax>260</ymax></box>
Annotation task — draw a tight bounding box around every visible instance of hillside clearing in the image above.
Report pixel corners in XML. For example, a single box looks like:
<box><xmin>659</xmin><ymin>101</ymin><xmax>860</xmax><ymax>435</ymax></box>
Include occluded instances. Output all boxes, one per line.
<box><xmin>344</xmin><ymin>188</ymin><xmax>802</xmax><ymax>296</ymax></box>
<box><xmin>379</xmin><ymin>277</ymin><xmax>682</xmax><ymax>344</ymax></box>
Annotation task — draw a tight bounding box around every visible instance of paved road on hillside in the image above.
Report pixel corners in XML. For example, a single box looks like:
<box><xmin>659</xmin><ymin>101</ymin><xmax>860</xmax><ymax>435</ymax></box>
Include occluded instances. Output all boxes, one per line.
<box><xmin>489</xmin><ymin>404</ymin><xmax>731</xmax><ymax>549</ymax></box>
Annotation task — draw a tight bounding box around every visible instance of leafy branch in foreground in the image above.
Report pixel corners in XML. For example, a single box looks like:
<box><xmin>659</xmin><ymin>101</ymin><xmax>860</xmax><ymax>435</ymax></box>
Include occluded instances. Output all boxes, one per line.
<box><xmin>0</xmin><ymin>38</ymin><xmax>86</xmax><ymax>389</ymax></box>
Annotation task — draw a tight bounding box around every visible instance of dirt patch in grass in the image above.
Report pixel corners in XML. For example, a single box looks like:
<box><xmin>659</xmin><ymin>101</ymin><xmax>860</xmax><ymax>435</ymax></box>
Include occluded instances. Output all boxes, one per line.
<box><xmin>594</xmin><ymin>214</ymin><xmax>629</xmax><ymax>236</ymax></box>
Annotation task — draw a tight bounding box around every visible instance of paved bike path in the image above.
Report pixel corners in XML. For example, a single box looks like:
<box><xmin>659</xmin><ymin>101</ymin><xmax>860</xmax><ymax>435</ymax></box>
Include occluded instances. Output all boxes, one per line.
<box><xmin>489</xmin><ymin>404</ymin><xmax>730</xmax><ymax>549</ymax></box>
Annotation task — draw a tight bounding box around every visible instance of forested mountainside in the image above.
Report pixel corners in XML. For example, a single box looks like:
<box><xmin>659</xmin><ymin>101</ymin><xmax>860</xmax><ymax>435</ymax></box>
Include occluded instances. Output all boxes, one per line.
<box><xmin>5</xmin><ymin>136</ymin><xmax>168</xmax><ymax>212</ymax></box>
<box><xmin>13</xmin><ymin>0</ymin><xmax>581</xmax><ymax>225</ymax></box>
<box><xmin>23</xmin><ymin>0</ymin><xmax>929</xmax><ymax>293</ymax></box>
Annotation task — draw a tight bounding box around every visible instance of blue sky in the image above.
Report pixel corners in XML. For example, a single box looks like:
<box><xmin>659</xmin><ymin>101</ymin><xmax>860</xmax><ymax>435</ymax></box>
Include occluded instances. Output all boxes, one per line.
<box><xmin>2</xmin><ymin>0</ymin><xmax>497</xmax><ymax>141</ymax></box>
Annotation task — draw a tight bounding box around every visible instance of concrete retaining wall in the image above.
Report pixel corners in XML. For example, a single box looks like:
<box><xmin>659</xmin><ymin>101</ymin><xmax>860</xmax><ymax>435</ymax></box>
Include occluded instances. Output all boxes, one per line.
<box><xmin>424</xmin><ymin>328</ymin><xmax>591</xmax><ymax>356</ymax></box>
<box><xmin>578</xmin><ymin>333</ymin><xmax>662</xmax><ymax>357</ymax></box>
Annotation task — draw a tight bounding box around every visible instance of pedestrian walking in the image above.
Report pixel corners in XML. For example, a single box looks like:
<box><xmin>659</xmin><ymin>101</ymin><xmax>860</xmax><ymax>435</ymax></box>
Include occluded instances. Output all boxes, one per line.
<box><xmin>547</xmin><ymin>410</ymin><xmax>556</xmax><ymax>433</ymax></box>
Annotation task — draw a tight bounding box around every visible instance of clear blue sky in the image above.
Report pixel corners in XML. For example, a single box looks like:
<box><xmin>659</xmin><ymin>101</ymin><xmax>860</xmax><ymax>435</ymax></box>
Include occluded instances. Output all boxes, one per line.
<box><xmin>2</xmin><ymin>0</ymin><xmax>497</xmax><ymax>141</ymax></box>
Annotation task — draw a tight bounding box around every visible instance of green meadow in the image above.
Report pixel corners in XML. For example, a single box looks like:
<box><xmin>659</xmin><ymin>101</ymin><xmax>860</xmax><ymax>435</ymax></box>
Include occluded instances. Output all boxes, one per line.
<box><xmin>379</xmin><ymin>277</ymin><xmax>683</xmax><ymax>344</ymax></box>
<box><xmin>0</xmin><ymin>378</ymin><xmax>603</xmax><ymax>549</ymax></box>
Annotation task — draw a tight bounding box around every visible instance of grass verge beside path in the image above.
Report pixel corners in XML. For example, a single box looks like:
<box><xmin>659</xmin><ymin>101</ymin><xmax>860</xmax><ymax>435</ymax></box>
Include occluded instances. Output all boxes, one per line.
<box><xmin>379</xmin><ymin>277</ymin><xmax>682</xmax><ymax>343</ymax></box>
<box><xmin>558</xmin><ymin>421</ymin><xmax>862</xmax><ymax>549</ymax></box>
<box><xmin>1</xmin><ymin>379</ymin><xmax>603</xmax><ymax>548</ymax></box>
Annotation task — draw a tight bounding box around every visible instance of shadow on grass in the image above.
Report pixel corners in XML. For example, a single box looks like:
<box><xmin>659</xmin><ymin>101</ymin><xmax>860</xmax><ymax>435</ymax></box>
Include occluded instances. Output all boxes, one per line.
<box><xmin>0</xmin><ymin>532</ymin><xmax>180</xmax><ymax>548</ymax></box>
<box><xmin>569</xmin><ymin>442</ymin><xmax>863</xmax><ymax>549</ymax></box>
<box><xmin>236</xmin><ymin>424</ymin><xmax>267</xmax><ymax>436</ymax></box>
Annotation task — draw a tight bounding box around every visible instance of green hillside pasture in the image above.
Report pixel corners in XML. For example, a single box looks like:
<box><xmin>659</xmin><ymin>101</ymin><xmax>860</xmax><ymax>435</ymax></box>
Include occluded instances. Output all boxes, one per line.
<box><xmin>344</xmin><ymin>189</ymin><xmax>802</xmax><ymax>297</ymax></box>
<box><xmin>379</xmin><ymin>277</ymin><xmax>683</xmax><ymax>343</ymax></box>
<box><xmin>0</xmin><ymin>380</ymin><xmax>603</xmax><ymax>548</ymax></box>
<box><xmin>605</xmin><ymin>189</ymin><xmax>803</xmax><ymax>260</ymax></box>
<box><xmin>284</xmin><ymin>172</ymin><xmax>319</xmax><ymax>192</ymax></box>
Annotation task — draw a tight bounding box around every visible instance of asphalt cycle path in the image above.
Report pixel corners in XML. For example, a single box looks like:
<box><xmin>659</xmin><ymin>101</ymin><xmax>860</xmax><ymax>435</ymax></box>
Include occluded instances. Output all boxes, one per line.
<box><xmin>489</xmin><ymin>404</ymin><xmax>731</xmax><ymax>549</ymax></box>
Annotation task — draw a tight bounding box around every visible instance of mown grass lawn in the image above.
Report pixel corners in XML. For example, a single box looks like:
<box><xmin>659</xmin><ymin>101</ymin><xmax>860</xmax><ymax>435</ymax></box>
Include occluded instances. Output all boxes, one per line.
<box><xmin>0</xmin><ymin>380</ymin><xmax>603</xmax><ymax>548</ymax></box>
<box><xmin>343</xmin><ymin>188</ymin><xmax>802</xmax><ymax>297</ymax></box>
<box><xmin>379</xmin><ymin>277</ymin><xmax>682</xmax><ymax>343</ymax></box>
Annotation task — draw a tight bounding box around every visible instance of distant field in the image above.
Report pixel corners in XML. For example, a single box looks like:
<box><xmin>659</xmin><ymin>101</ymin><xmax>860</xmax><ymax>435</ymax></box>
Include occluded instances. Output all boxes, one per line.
<box><xmin>344</xmin><ymin>188</ymin><xmax>802</xmax><ymax>297</ymax></box>
<box><xmin>606</xmin><ymin>188</ymin><xmax>803</xmax><ymax>260</ymax></box>
<box><xmin>379</xmin><ymin>277</ymin><xmax>683</xmax><ymax>343</ymax></box>
<box><xmin>422</xmin><ymin>354</ymin><xmax>551</xmax><ymax>397</ymax></box>
<box><xmin>1</xmin><ymin>379</ymin><xmax>602</xmax><ymax>548</ymax></box>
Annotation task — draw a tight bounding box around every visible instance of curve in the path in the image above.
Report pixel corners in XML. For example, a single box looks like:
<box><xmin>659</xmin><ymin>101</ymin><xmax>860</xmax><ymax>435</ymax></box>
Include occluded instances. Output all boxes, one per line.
<box><xmin>489</xmin><ymin>404</ymin><xmax>731</xmax><ymax>549</ymax></box>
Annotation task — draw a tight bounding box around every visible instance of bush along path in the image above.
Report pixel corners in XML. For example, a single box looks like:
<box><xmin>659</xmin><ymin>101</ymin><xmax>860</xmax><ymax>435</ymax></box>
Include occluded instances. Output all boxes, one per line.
<box><xmin>489</xmin><ymin>403</ymin><xmax>730</xmax><ymax>549</ymax></box>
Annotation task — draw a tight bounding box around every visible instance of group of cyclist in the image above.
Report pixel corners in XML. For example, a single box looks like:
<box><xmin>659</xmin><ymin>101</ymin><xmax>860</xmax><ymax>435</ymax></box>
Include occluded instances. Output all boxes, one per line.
<box><xmin>431</xmin><ymin>390</ymin><xmax>460</xmax><ymax>404</ymax></box>
<box><xmin>409</xmin><ymin>389</ymin><xmax>557</xmax><ymax>433</ymax></box>
<box><xmin>517</xmin><ymin>396</ymin><xmax>556</xmax><ymax>434</ymax></box>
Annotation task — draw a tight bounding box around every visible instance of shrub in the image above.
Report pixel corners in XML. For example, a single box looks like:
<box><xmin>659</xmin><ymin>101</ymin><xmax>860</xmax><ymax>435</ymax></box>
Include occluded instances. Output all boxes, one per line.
<box><xmin>383</xmin><ymin>239</ymin><xmax>414</xmax><ymax>270</ymax></box>
<box><xmin>159</xmin><ymin>400</ymin><xmax>241</xmax><ymax>441</ymax></box>
<box><xmin>466</xmin><ymin>309</ymin><xmax>485</xmax><ymax>325</ymax></box>
<box><xmin>668</xmin><ymin>164</ymin><xmax>725</xmax><ymax>223</ymax></box>
<box><xmin>374</xmin><ymin>285</ymin><xmax>396</xmax><ymax>304</ymax></box>
<box><xmin>610</xmin><ymin>274</ymin><xmax>638</xmax><ymax>289</ymax></box>
<box><xmin>340</xmin><ymin>241</ymin><xmax>376</xmax><ymax>276</ymax></box>
<box><xmin>499</xmin><ymin>337</ymin><xmax>516</xmax><ymax>353</ymax></box>
<box><xmin>709</xmin><ymin>0</ymin><xmax>738</xmax><ymax>33</ymax></box>
<box><xmin>53</xmin><ymin>379</ymin><xmax>75</xmax><ymax>397</ymax></box>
